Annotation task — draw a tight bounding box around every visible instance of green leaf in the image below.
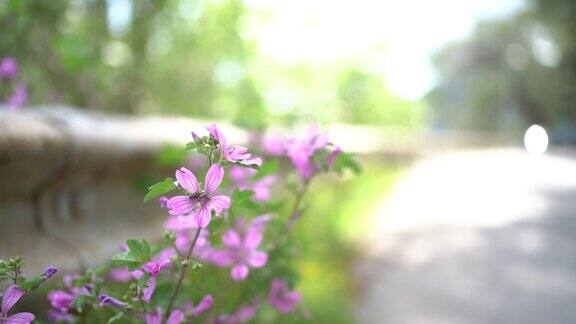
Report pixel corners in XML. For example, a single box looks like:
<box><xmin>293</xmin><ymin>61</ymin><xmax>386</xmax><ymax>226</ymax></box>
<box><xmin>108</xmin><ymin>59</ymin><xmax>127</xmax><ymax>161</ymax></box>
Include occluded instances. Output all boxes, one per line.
<box><xmin>20</xmin><ymin>276</ymin><xmax>43</xmax><ymax>291</ymax></box>
<box><xmin>185</xmin><ymin>141</ymin><xmax>197</xmax><ymax>151</ymax></box>
<box><xmin>110</xmin><ymin>239</ymin><xmax>152</xmax><ymax>271</ymax></box>
<box><xmin>333</xmin><ymin>152</ymin><xmax>361</xmax><ymax>175</ymax></box>
<box><xmin>110</xmin><ymin>253</ymin><xmax>142</xmax><ymax>271</ymax></box>
<box><xmin>144</xmin><ymin>177</ymin><xmax>177</xmax><ymax>202</ymax></box>
<box><xmin>126</xmin><ymin>239</ymin><xmax>152</xmax><ymax>260</ymax></box>
<box><xmin>230</xmin><ymin>189</ymin><xmax>260</xmax><ymax>216</ymax></box>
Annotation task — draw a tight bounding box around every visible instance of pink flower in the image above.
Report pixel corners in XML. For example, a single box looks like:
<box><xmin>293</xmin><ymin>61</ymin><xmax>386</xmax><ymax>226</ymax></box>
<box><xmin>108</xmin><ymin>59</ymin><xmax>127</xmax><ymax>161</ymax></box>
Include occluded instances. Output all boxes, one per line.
<box><xmin>165</xmin><ymin>217</ymin><xmax>214</xmax><ymax>262</ymax></box>
<box><xmin>0</xmin><ymin>57</ymin><xmax>18</xmax><ymax>79</ymax></box>
<box><xmin>284</xmin><ymin>125</ymin><xmax>330</xmax><ymax>179</ymax></box>
<box><xmin>182</xmin><ymin>295</ymin><xmax>213</xmax><ymax>317</ymax></box>
<box><xmin>229</xmin><ymin>166</ymin><xmax>276</xmax><ymax>202</ymax></box>
<box><xmin>47</xmin><ymin>291</ymin><xmax>75</xmax><ymax>312</ymax></box>
<box><xmin>166</xmin><ymin>164</ymin><xmax>230</xmax><ymax>228</ymax></box>
<box><xmin>1</xmin><ymin>285</ymin><xmax>34</xmax><ymax>324</ymax></box>
<box><xmin>98</xmin><ymin>294</ymin><xmax>130</xmax><ymax>309</ymax></box>
<box><xmin>6</xmin><ymin>83</ymin><xmax>27</xmax><ymax>111</ymax></box>
<box><xmin>216</xmin><ymin>298</ymin><xmax>260</xmax><ymax>324</ymax></box>
<box><xmin>46</xmin><ymin>274</ymin><xmax>90</xmax><ymax>321</ymax></box>
<box><xmin>108</xmin><ymin>267</ymin><xmax>133</xmax><ymax>282</ymax></box>
<box><xmin>211</xmin><ymin>217</ymin><xmax>269</xmax><ymax>281</ymax></box>
<box><xmin>143</xmin><ymin>259</ymin><xmax>172</xmax><ymax>277</ymax></box>
<box><xmin>262</xmin><ymin>133</ymin><xmax>286</xmax><ymax>156</ymax></box>
<box><xmin>207</xmin><ymin>124</ymin><xmax>262</xmax><ymax>167</ymax></box>
<box><xmin>48</xmin><ymin>309</ymin><xmax>74</xmax><ymax>323</ymax></box>
<box><xmin>145</xmin><ymin>307</ymin><xmax>184</xmax><ymax>324</ymax></box>
<box><xmin>268</xmin><ymin>279</ymin><xmax>302</xmax><ymax>313</ymax></box>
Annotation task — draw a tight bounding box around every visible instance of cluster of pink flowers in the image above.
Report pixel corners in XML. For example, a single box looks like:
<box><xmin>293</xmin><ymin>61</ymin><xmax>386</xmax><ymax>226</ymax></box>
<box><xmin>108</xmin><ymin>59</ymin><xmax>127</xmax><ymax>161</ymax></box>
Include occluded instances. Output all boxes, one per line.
<box><xmin>37</xmin><ymin>122</ymin><xmax>353</xmax><ymax>323</ymax></box>
<box><xmin>211</xmin><ymin>216</ymin><xmax>270</xmax><ymax>281</ymax></box>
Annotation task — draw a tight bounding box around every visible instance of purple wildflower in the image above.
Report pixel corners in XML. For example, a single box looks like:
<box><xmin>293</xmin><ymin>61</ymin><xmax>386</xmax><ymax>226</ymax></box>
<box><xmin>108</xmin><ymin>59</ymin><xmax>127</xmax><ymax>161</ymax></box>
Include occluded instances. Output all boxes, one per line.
<box><xmin>47</xmin><ymin>290</ymin><xmax>75</xmax><ymax>312</ymax></box>
<box><xmin>0</xmin><ymin>57</ymin><xmax>18</xmax><ymax>79</ymax></box>
<box><xmin>142</xmin><ymin>259</ymin><xmax>172</xmax><ymax>277</ymax></box>
<box><xmin>216</xmin><ymin>298</ymin><xmax>260</xmax><ymax>324</ymax></box>
<box><xmin>261</xmin><ymin>133</ymin><xmax>286</xmax><ymax>156</ymax></box>
<box><xmin>268</xmin><ymin>279</ymin><xmax>302</xmax><ymax>313</ymax></box>
<box><xmin>166</xmin><ymin>164</ymin><xmax>230</xmax><ymax>228</ymax></box>
<box><xmin>284</xmin><ymin>125</ymin><xmax>330</xmax><ymax>179</ymax></box>
<box><xmin>207</xmin><ymin>124</ymin><xmax>262</xmax><ymax>167</ymax></box>
<box><xmin>211</xmin><ymin>217</ymin><xmax>269</xmax><ymax>281</ymax></box>
<box><xmin>48</xmin><ymin>309</ymin><xmax>74</xmax><ymax>323</ymax></box>
<box><xmin>229</xmin><ymin>166</ymin><xmax>276</xmax><ymax>202</ymax></box>
<box><xmin>159</xmin><ymin>196</ymin><xmax>169</xmax><ymax>209</ymax></box>
<box><xmin>108</xmin><ymin>267</ymin><xmax>132</xmax><ymax>282</ymax></box>
<box><xmin>47</xmin><ymin>273</ymin><xmax>90</xmax><ymax>319</ymax></box>
<box><xmin>42</xmin><ymin>266</ymin><xmax>58</xmax><ymax>279</ymax></box>
<box><xmin>164</xmin><ymin>218</ymin><xmax>214</xmax><ymax>261</ymax></box>
<box><xmin>1</xmin><ymin>285</ymin><xmax>34</xmax><ymax>324</ymax></box>
<box><xmin>6</xmin><ymin>83</ymin><xmax>27</xmax><ymax>110</ymax></box>
<box><xmin>145</xmin><ymin>307</ymin><xmax>184</xmax><ymax>324</ymax></box>
<box><xmin>182</xmin><ymin>294</ymin><xmax>213</xmax><ymax>317</ymax></box>
<box><xmin>98</xmin><ymin>294</ymin><xmax>130</xmax><ymax>310</ymax></box>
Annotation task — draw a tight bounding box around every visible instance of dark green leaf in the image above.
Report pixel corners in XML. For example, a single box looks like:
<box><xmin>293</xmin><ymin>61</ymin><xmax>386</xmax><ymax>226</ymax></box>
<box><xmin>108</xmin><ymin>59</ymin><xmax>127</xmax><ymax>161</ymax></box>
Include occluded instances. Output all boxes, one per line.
<box><xmin>333</xmin><ymin>152</ymin><xmax>361</xmax><ymax>175</ymax></box>
<box><xmin>143</xmin><ymin>177</ymin><xmax>177</xmax><ymax>202</ymax></box>
<box><xmin>230</xmin><ymin>189</ymin><xmax>260</xmax><ymax>216</ymax></box>
<box><xmin>20</xmin><ymin>276</ymin><xmax>42</xmax><ymax>291</ymax></box>
<box><xmin>110</xmin><ymin>239</ymin><xmax>151</xmax><ymax>271</ymax></box>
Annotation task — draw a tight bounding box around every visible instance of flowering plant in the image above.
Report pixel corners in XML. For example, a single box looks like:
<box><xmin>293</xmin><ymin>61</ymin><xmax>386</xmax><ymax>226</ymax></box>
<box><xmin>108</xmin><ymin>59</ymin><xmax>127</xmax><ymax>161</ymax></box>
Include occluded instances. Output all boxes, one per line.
<box><xmin>0</xmin><ymin>57</ymin><xmax>27</xmax><ymax>110</ymax></box>
<box><xmin>1</xmin><ymin>124</ymin><xmax>358</xmax><ymax>323</ymax></box>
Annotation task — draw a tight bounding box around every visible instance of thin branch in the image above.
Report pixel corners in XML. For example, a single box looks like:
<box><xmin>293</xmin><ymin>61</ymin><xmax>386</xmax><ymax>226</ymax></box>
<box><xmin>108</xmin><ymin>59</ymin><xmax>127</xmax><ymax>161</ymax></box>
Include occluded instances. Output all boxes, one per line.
<box><xmin>165</xmin><ymin>228</ymin><xmax>202</xmax><ymax>316</ymax></box>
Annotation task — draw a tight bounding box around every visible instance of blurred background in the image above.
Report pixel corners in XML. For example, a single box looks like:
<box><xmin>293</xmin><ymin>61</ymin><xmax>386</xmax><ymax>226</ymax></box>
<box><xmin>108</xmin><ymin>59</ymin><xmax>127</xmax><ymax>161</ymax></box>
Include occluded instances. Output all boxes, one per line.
<box><xmin>2</xmin><ymin>0</ymin><xmax>576</xmax><ymax>323</ymax></box>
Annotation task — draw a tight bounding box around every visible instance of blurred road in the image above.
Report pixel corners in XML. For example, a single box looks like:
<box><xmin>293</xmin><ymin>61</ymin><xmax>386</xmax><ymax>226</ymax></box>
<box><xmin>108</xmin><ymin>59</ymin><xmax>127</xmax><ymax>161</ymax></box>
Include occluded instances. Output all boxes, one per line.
<box><xmin>356</xmin><ymin>148</ymin><xmax>576</xmax><ymax>324</ymax></box>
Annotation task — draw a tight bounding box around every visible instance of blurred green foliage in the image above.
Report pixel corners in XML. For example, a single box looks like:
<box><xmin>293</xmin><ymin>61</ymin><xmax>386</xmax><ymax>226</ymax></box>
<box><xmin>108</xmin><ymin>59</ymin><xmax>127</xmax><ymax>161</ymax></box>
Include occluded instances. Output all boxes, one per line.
<box><xmin>290</xmin><ymin>163</ymin><xmax>404</xmax><ymax>323</ymax></box>
<box><xmin>428</xmin><ymin>0</ymin><xmax>576</xmax><ymax>142</ymax></box>
<box><xmin>0</xmin><ymin>0</ymin><xmax>422</xmax><ymax>129</ymax></box>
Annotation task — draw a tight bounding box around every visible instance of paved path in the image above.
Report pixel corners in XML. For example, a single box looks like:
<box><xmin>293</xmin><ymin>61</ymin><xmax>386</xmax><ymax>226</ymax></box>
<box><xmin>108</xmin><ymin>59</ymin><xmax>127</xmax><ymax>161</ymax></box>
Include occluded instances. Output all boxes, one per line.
<box><xmin>356</xmin><ymin>149</ymin><xmax>576</xmax><ymax>324</ymax></box>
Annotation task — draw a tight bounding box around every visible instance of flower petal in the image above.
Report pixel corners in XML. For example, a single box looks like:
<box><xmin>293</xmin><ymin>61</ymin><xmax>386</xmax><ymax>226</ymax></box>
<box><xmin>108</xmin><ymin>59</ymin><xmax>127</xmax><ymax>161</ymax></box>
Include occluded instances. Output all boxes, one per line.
<box><xmin>210</xmin><ymin>250</ymin><xmax>234</xmax><ymax>267</ymax></box>
<box><xmin>7</xmin><ymin>312</ymin><xmax>35</xmax><ymax>324</ymax></box>
<box><xmin>207</xmin><ymin>124</ymin><xmax>227</xmax><ymax>150</ymax></box>
<box><xmin>191</xmin><ymin>295</ymin><xmax>213</xmax><ymax>317</ymax></box>
<box><xmin>145</xmin><ymin>308</ymin><xmax>163</xmax><ymax>324</ymax></box>
<box><xmin>2</xmin><ymin>285</ymin><xmax>24</xmax><ymax>316</ymax></box>
<box><xmin>231</xmin><ymin>264</ymin><xmax>249</xmax><ymax>281</ymax></box>
<box><xmin>246</xmin><ymin>251</ymin><xmax>268</xmax><ymax>268</ymax></box>
<box><xmin>167</xmin><ymin>309</ymin><xmax>184</xmax><ymax>324</ymax></box>
<box><xmin>166</xmin><ymin>196</ymin><xmax>195</xmax><ymax>216</ymax></box>
<box><xmin>193</xmin><ymin>206</ymin><xmax>211</xmax><ymax>228</ymax></box>
<box><xmin>204</xmin><ymin>164</ymin><xmax>224</xmax><ymax>193</ymax></box>
<box><xmin>243</xmin><ymin>227</ymin><xmax>263</xmax><ymax>250</ymax></box>
<box><xmin>207</xmin><ymin>195</ymin><xmax>230</xmax><ymax>213</ymax></box>
<box><xmin>175</xmin><ymin>167</ymin><xmax>200</xmax><ymax>193</ymax></box>
<box><xmin>222</xmin><ymin>229</ymin><xmax>242</xmax><ymax>248</ymax></box>
<box><xmin>142</xmin><ymin>277</ymin><xmax>156</xmax><ymax>303</ymax></box>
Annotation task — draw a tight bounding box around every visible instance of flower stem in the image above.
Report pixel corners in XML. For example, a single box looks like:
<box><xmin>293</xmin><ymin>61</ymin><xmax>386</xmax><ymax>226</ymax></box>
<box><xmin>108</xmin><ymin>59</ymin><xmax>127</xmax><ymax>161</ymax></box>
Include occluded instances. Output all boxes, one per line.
<box><xmin>284</xmin><ymin>180</ymin><xmax>310</xmax><ymax>231</ymax></box>
<box><xmin>165</xmin><ymin>228</ymin><xmax>202</xmax><ymax>317</ymax></box>
<box><xmin>270</xmin><ymin>179</ymin><xmax>311</xmax><ymax>250</ymax></box>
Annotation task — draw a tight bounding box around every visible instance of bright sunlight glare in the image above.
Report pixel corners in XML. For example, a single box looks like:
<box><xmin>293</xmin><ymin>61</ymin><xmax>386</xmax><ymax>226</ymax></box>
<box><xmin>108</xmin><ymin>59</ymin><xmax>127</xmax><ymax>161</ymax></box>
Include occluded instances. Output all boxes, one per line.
<box><xmin>524</xmin><ymin>124</ymin><xmax>549</xmax><ymax>155</ymax></box>
<box><xmin>244</xmin><ymin>0</ymin><xmax>525</xmax><ymax>100</ymax></box>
